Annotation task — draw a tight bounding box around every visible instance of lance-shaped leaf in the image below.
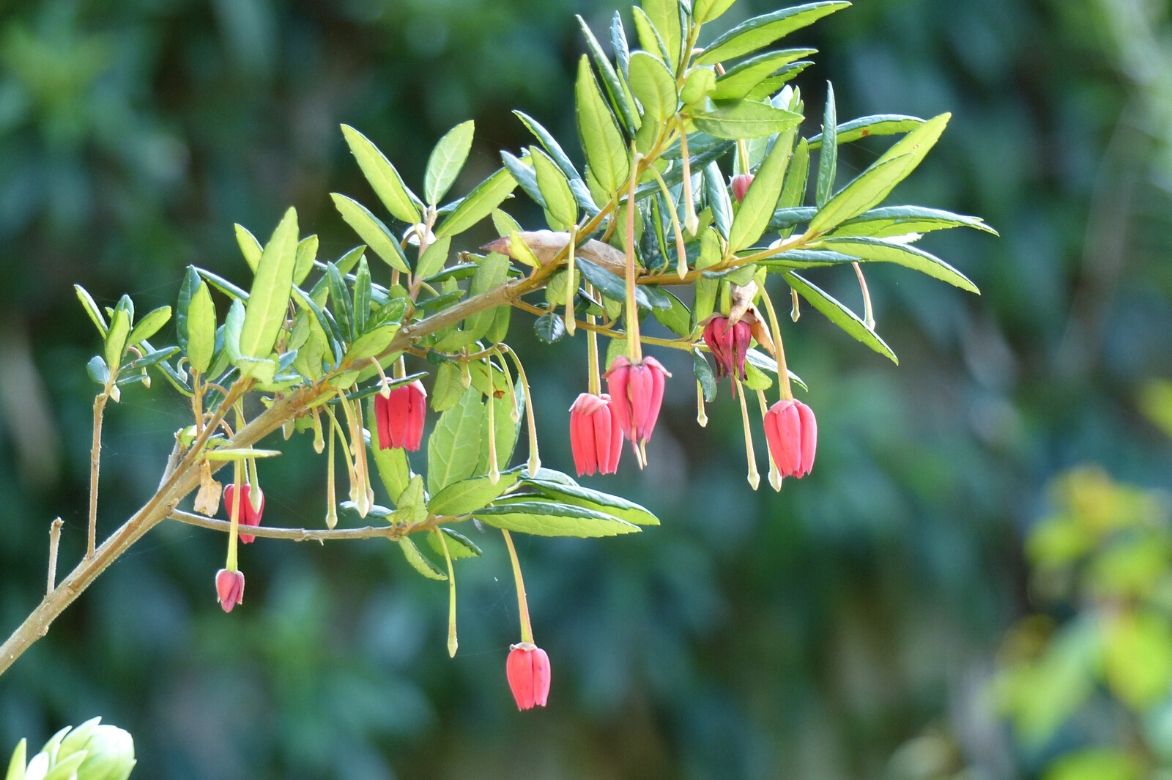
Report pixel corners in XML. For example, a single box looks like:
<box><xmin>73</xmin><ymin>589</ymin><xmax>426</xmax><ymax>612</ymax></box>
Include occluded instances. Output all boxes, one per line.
<box><xmin>783</xmin><ymin>270</ymin><xmax>898</xmax><ymax>363</ymax></box>
<box><xmin>641</xmin><ymin>0</ymin><xmax>681</xmax><ymax>68</ymax></box>
<box><xmin>628</xmin><ymin>51</ymin><xmax>676</xmax><ymax>123</ymax></box>
<box><xmin>428</xmin><ymin>387</ymin><xmax>487</xmax><ymax>494</ymax></box>
<box><xmin>694</xmin><ymin>0</ymin><xmax>738</xmax><ymax>24</ymax></box>
<box><xmin>434</xmin><ymin>168</ymin><xmax>517</xmax><ymax>239</ymax></box>
<box><xmin>186</xmin><ymin>280</ymin><xmax>216</xmax><ymax>373</ymax></box>
<box><xmin>831</xmin><ymin>205</ymin><xmax>999</xmax><ymax>238</ymax></box>
<box><xmin>575</xmin><ymin>55</ymin><xmax>630</xmax><ymax>198</ymax></box>
<box><xmin>631</xmin><ymin>7</ymin><xmax>671</xmax><ymax>63</ymax></box>
<box><xmin>234</xmin><ymin>224</ymin><xmax>263</xmax><ymax>272</ymax></box>
<box><xmin>729</xmin><ymin>127</ymin><xmax>795</xmax><ymax>251</ymax></box>
<box><xmin>809</xmin><ymin>113</ymin><xmax>951</xmax><ymax>236</ymax></box>
<box><xmin>176</xmin><ymin>266</ymin><xmax>200</xmax><ymax>353</ymax></box>
<box><xmin>473</xmin><ymin>499</ymin><xmax>640</xmax><ymax>538</ymax></box>
<box><xmin>522</xmin><ymin>479</ymin><xmax>660</xmax><ymax>525</ymax></box>
<box><xmin>816</xmin><ymin>82</ymin><xmax>837</xmax><ymax>207</ymax></box>
<box><xmin>331</xmin><ymin>193</ymin><xmax>410</xmax><ymax>274</ymax></box>
<box><xmin>692</xmin><ymin>100</ymin><xmax>802</xmax><ymax>140</ymax></box>
<box><xmin>693</xmin><ymin>349</ymin><xmax>717</xmax><ymax>401</ymax></box>
<box><xmin>531</xmin><ymin>147</ymin><xmax>578</xmax><ymax>230</ymax></box>
<box><xmin>431</xmin><ymin>472</ymin><xmax>520</xmax><ymax>516</ymax></box>
<box><xmin>239</xmin><ymin>208</ymin><xmax>298</xmax><ymax>360</ymax></box>
<box><xmin>294</xmin><ymin>234</ymin><xmax>319</xmax><ymax>286</ymax></box>
<box><xmin>428</xmin><ymin>527</ymin><xmax>482</xmax><ymax>559</ymax></box>
<box><xmin>696</xmin><ymin>1</ymin><xmax>851</xmax><ymax>65</ymax></box>
<box><xmin>340</xmin><ymin>124</ymin><xmax>422</xmax><ymax>224</ymax></box>
<box><xmin>711</xmin><ymin>49</ymin><xmax>815</xmax><ymax>101</ymax></box>
<box><xmin>577</xmin><ymin>15</ymin><xmax>639</xmax><ymax>134</ymax></box>
<box><xmin>399</xmin><ymin>537</ymin><xmax>448</xmax><ymax>581</ymax></box>
<box><xmin>513</xmin><ymin>111</ymin><xmax>597</xmax><ymax>215</ymax></box>
<box><xmin>415</xmin><ymin>235</ymin><xmax>452</xmax><ymax>281</ymax></box>
<box><xmin>808</xmin><ymin>115</ymin><xmax>925</xmax><ymax>149</ymax></box>
<box><xmin>816</xmin><ymin>237</ymin><xmax>980</xmax><ymax>293</ymax></box>
<box><xmin>75</xmin><ymin>285</ymin><xmax>108</xmax><ymax>337</ymax></box>
<box><xmin>128</xmin><ymin>306</ymin><xmax>172</xmax><ymax>347</ymax></box>
<box><xmin>425</xmin><ymin>120</ymin><xmax>475</xmax><ymax>205</ymax></box>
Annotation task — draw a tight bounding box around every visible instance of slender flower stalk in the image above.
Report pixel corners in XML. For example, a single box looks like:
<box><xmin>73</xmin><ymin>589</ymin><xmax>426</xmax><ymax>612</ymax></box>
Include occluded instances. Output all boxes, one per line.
<box><xmin>734</xmin><ymin>378</ymin><xmax>761</xmax><ymax>490</ymax></box>
<box><xmin>501</xmin><ymin>529</ymin><xmax>533</xmax><ymax>645</ymax></box>
<box><xmin>624</xmin><ymin>146</ymin><xmax>644</xmax><ymax>363</ymax></box>
<box><xmin>758</xmin><ymin>290</ymin><xmax>794</xmax><ymax>402</ymax></box>
<box><xmin>498</xmin><ymin>345</ymin><xmax>540</xmax><ymax>476</ymax></box>
<box><xmin>757</xmin><ymin>389</ymin><xmax>783</xmax><ymax>491</ymax></box>
<box><xmin>565</xmin><ymin>228</ymin><xmax>577</xmax><ymax>336</ymax></box>
<box><xmin>853</xmin><ymin>261</ymin><xmax>875</xmax><ymax>330</ymax></box>
<box><xmin>650</xmin><ymin>166</ymin><xmax>690</xmax><ymax>280</ymax></box>
<box><xmin>437</xmin><ymin>531</ymin><xmax>458</xmax><ymax>658</ymax></box>
<box><xmin>696</xmin><ymin>382</ymin><xmax>708</xmax><ymax>427</ymax></box>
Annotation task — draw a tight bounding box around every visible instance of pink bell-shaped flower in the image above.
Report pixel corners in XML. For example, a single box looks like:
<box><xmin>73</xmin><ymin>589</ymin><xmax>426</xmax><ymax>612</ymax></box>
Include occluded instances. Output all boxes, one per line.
<box><xmin>223</xmin><ymin>483</ymin><xmax>264</xmax><ymax>544</ymax></box>
<box><xmin>605</xmin><ymin>356</ymin><xmax>670</xmax><ymax>447</ymax></box>
<box><xmin>702</xmin><ymin>315</ymin><xmax>752</xmax><ymax>380</ymax></box>
<box><xmin>763</xmin><ymin>399</ymin><xmax>817</xmax><ymax>478</ymax></box>
<box><xmin>215</xmin><ymin>569</ymin><xmax>245</xmax><ymax>613</ymax></box>
<box><xmin>506</xmin><ymin>642</ymin><xmax>551</xmax><ymax>710</ymax></box>
<box><xmin>375</xmin><ymin>380</ymin><xmax>427</xmax><ymax>451</ymax></box>
<box><xmin>731</xmin><ymin>173</ymin><xmax>754</xmax><ymax>202</ymax></box>
<box><xmin>569</xmin><ymin>393</ymin><xmax>623</xmax><ymax>476</ymax></box>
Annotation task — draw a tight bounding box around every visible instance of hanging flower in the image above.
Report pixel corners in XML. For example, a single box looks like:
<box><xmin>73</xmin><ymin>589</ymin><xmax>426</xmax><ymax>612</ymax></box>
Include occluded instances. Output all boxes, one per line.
<box><xmin>569</xmin><ymin>393</ymin><xmax>623</xmax><ymax>476</ymax></box>
<box><xmin>223</xmin><ymin>483</ymin><xmax>264</xmax><ymax>544</ymax></box>
<box><xmin>703</xmin><ymin>315</ymin><xmax>752</xmax><ymax>381</ymax></box>
<box><xmin>605</xmin><ymin>356</ymin><xmax>670</xmax><ymax>447</ymax></box>
<box><xmin>506</xmin><ymin>642</ymin><xmax>551</xmax><ymax>710</ymax></box>
<box><xmin>763</xmin><ymin>399</ymin><xmax>817</xmax><ymax>478</ymax></box>
<box><xmin>215</xmin><ymin>569</ymin><xmax>245</xmax><ymax>613</ymax></box>
<box><xmin>374</xmin><ymin>380</ymin><xmax>427</xmax><ymax>451</ymax></box>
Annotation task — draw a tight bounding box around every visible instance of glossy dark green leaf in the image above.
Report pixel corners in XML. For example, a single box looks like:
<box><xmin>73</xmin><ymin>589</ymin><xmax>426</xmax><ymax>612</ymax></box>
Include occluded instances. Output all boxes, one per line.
<box><xmin>783</xmin><ymin>271</ymin><xmax>898</xmax><ymax>363</ymax></box>
<box><xmin>576</xmin><ymin>257</ymin><xmax>664</xmax><ymax>311</ymax></box>
<box><xmin>696</xmin><ymin>1</ymin><xmax>851</xmax><ymax>65</ymax></box>
<box><xmin>87</xmin><ymin>355</ymin><xmax>109</xmax><ymax>386</ymax></box>
<box><xmin>692</xmin><ymin>100</ymin><xmax>802</xmax><ymax>140</ymax></box>
<box><xmin>759</xmin><ymin>249</ymin><xmax>857</xmax><ymax>269</ymax></box>
<box><xmin>523</xmin><ymin>478</ymin><xmax>660</xmax><ymax>525</ymax></box>
<box><xmin>434</xmin><ymin>167</ymin><xmax>518</xmax><ymax>239</ymax></box>
<box><xmin>534</xmin><ymin>311</ymin><xmax>567</xmax><ymax>343</ymax></box>
<box><xmin>474</xmin><ymin>500</ymin><xmax>640</xmax><ymax>538</ymax></box>
<box><xmin>340</xmin><ymin>124</ymin><xmax>422</xmax><ymax>224</ymax></box>
<box><xmin>693</xmin><ymin>349</ymin><xmax>717</xmax><ymax>402</ymax></box>
<box><xmin>651</xmin><ymin>288</ymin><xmax>692</xmax><ymax>336</ymax></box>
<box><xmin>424</xmin><ymin>120</ymin><xmax>475</xmax><ymax>205</ymax></box>
<box><xmin>611</xmin><ymin>11</ymin><xmax>631</xmax><ymax>75</ymax></box>
<box><xmin>330</xmin><ymin>193</ymin><xmax>410</xmax><ymax>274</ymax></box>
<box><xmin>513</xmin><ymin>111</ymin><xmax>598</xmax><ymax>215</ymax></box>
<box><xmin>575</xmin><ymin>55</ymin><xmax>630</xmax><ymax>198</ymax></box>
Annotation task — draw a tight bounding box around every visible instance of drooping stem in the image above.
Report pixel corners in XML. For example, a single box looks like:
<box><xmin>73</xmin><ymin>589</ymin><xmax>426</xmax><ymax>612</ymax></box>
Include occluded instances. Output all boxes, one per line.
<box><xmin>624</xmin><ymin>147</ymin><xmax>644</xmax><ymax>362</ymax></box>
<box><xmin>564</xmin><ymin>228</ymin><xmax>577</xmax><ymax>336</ymax></box>
<box><xmin>501</xmin><ymin>529</ymin><xmax>533</xmax><ymax>645</ymax></box>
<box><xmin>325</xmin><ymin>411</ymin><xmax>337</xmax><ymax>530</ymax></box>
<box><xmin>678</xmin><ymin>124</ymin><xmax>699</xmax><ymax>236</ymax></box>
<box><xmin>735</xmin><ymin>378</ymin><xmax>760</xmax><ymax>490</ymax></box>
<box><xmin>86</xmin><ymin>391</ymin><xmax>109</xmax><ymax>559</ymax></box>
<box><xmin>696</xmin><ymin>382</ymin><xmax>708</xmax><ymax>427</ymax></box>
<box><xmin>486</xmin><ymin>374</ymin><xmax>500</xmax><ymax>485</ymax></box>
<box><xmin>585</xmin><ymin>284</ymin><xmax>602</xmax><ymax>396</ymax></box>
<box><xmin>437</xmin><ymin>531</ymin><xmax>458</xmax><ymax>658</ymax></box>
<box><xmin>757</xmin><ymin>388</ymin><xmax>782</xmax><ymax>492</ymax></box>
<box><xmin>759</xmin><ymin>289</ymin><xmax>794</xmax><ymax>402</ymax></box>
<box><xmin>852</xmin><ymin>261</ymin><xmax>875</xmax><ymax>330</ymax></box>
<box><xmin>650</xmin><ymin>166</ymin><xmax>690</xmax><ymax>280</ymax></box>
<box><xmin>226</xmin><ymin>460</ymin><xmax>242</xmax><ymax>571</ymax></box>
<box><xmin>498</xmin><ymin>344</ymin><xmax>540</xmax><ymax>475</ymax></box>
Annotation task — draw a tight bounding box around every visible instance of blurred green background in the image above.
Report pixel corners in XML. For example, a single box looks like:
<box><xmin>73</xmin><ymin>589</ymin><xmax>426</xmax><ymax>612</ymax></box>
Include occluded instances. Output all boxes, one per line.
<box><xmin>2</xmin><ymin>0</ymin><xmax>1171</xmax><ymax>777</ymax></box>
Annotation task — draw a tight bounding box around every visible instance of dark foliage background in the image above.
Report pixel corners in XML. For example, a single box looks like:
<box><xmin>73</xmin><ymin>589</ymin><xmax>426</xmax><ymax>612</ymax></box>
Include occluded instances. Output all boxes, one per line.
<box><xmin>1</xmin><ymin>0</ymin><xmax>1170</xmax><ymax>777</ymax></box>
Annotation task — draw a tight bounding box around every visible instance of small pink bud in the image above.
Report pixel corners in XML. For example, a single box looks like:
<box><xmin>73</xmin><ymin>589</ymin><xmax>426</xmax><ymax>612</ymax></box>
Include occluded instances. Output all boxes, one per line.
<box><xmin>605</xmin><ymin>356</ymin><xmax>670</xmax><ymax>447</ymax></box>
<box><xmin>223</xmin><ymin>484</ymin><xmax>264</xmax><ymax>544</ymax></box>
<box><xmin>569</xmin><ymin>393</ymin><xmax>624</xmax><ymax>476</ymax></box>
<box><xmin>375</xmin><ymin>380</ymin><xmax>427</xmax><ymax>451</ymax></box>
<box><xmin>731</xmin><ymin>174</ymin><xmax>754</xmax><ymax>202</ymax></box>
<box><xmin>763</xmin><ymin>399</ymin><xmax>817</xmax><ymax>478</ymax></box>
<box><xmin>506</xmin><ymin>642</ymin><xmax>551</xmax><ymax>710</ymax></box>
<box><xmin>215</xmin><ymin>569</ymin><xmax>245</xmax><ymax>613</ymax></box>
<box><xmin>702</xmin><ymin>316</ymin><xmax>752</xmax><ymax>380</ymax></box>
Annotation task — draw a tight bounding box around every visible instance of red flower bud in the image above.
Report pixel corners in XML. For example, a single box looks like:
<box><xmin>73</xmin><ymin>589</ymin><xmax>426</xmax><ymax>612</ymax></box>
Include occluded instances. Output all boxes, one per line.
<box><xmin>702</xmin><ymin>316</ymin><xmax>752</xmax><ymax>380</ymax></box>
<box><xmin>731</xmin><ymin>174</ymin><xmax>754</xmax><ymax>202</ymax></box>
<box><xmin>605</xmin><ymin>356</ymin><xmax>670</xmax><ymax>447</ymax></box>
<box><xmin>569</xmin><ymin>393</ymin><xmax>623</xmax><ymax>476</ymax></box>
<box><xmin>763</xmin><ymin>399</ymin><xmax>817</xmax><ymax>478</ymax></box>
<box><xmin>375</xmin><ymin>380</ymin><xmax>427</xmax><ymax>451</ymax></box>
<box><xmin>506</xmin><ymin>642</ymin><xmax>551</xmax><ymax>710</ymax></box>
<box><xmin>215</xmin><ymin>569</ymin><xmax>245</xmax><ymax>613</ymax></box>
<box><xmin>223</xmin><ymin>484</ymin><xmax>264</xmax><ymax>544</ymax></box>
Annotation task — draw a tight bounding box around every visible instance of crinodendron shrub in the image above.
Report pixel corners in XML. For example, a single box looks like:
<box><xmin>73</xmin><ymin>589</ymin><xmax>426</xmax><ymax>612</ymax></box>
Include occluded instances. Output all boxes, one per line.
<box><xmin>0</xmin><ymin>0</ymin><xmax>995</xmax><ymax>727</ymax></box>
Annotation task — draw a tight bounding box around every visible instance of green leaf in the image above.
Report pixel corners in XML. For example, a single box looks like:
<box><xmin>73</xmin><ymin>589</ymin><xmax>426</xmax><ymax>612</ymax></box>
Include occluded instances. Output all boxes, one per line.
<box><xmin>729</xmin><ymin>127</ymin><xmax>795</xmax><ymax>251</ymax></box>
<box><xmin>576</xmin><ymin>15</ymin><xmax>639</xmax><ymax>134</ymax></box>
<box><xmin>416</xmin><ymin>235</ymin><xmax>452</xmax><ymax>281</ymax></box>
<box><xmin>326</xmin><ymin>263</ymin><xmax>354</xmax><ymax>341</ymax></box>
<box><xmin>331</xmin><ymin>193</ymin><xmax>410</xmax><ymax>274</ymax></box>
<box><xmin>104</xmin><ymin>307</ymin><xmax>130</xmax><ymax>372</ymax></box>
<box><xmin>344</xmin><ymin>325</ymin><xmax>398</xmax><ymax>362</ymax></box>
<box><xmin>74</xmin><ymin>284</ymin><xmax>108</xmax><ymax>337</ymax></box>
<box><xmin>223</xmin><ymin>297</ymin><xmax>245</xmax><ymax>364</ymax></box>
<box><xmin>430</xmin><ymin>472</ymin><xmax>519</xmax><ymax>516</ymax></box>
<box><xmin>531</xmin><ymin>147</ymin><xmax>578</xmax><ymax>230</ymax></box>
<box><xmin>693</xmin><ymin>349</ymin><xmax>717</xmax><ymax>401</ymax></box>
<box><xmin>524</xmin><ymin>479</ymin><xmax>660</xmax><ymax>526</ymax></box>
<box><xmin>87</xmin><ymin>355</ymin><xmax>109</xmax><ymax>386</ymax></box>
<box><xmin>175</xmin><ymin>267</ymin><xmax>200</xmax><ymax>353</ymax></box>
<box><xmin>808</xmin><ymin>114</ymin><xmax>925</xmax><ymax>149</ymax></box>
<box><xmin>395</xmin><ymin>475</ymin><xmax>428</xmax><ymax>523</ymax></box>
<box><xmin>575</xmin><ymin>55</ymin><xmax>630</xmax><ymax>198</ymax></box>
<box><xmin>760</xmin><ymin>249</ymin><xmax>857</xmax><ymax>269</ymax></box>
<box><xmin>204</xmin><ymin>447</ymin><xmax>282</xmax><ymax>461</ymax></box>
<box><xmin>831</xmin><ymin>205</ymin><xmax>999</xmax><ymax>237</ymax></box>
<box><xmin>353</xmin><ymin>256</ymin><xmax>372</xmax><ymax>333</ymax></box>
<box><xmin>340</xmin><ymin>124</ymin><xmax>422</xmax><ymax>224</ymax></box>
<box><xmin>745</xmin><ymin>348</ymin><xmax>807</xmax><ymax>391</ymax></box>
<box><xmin>427</xmin><ymin>387</ymin><xmax>487</xmax><ymax>494</ymax></box>
<box><xmin>434</xmin><ymin>168</ymin><xmax>518</xmax><ymax>239</ymax></box>
<box><xmin>186</xmin><ymin>282</ymin><xmax>216</xmax><ymax>373</ymax></box>
<box><xmin>696</xmin><ymin>1</ymin><xmax>851</xmax><ymax>65</ymax></box>
<box><xmin>815</xmin><ymin>82</ymin><xmax>837</xmax><ymax>207</ymax></box>
<box><xmin>694</xmin><ymin>0</ymin><xmax>738</xmax><ymax>24</ymax></box>
<box><xmin>691</xmin><ymin>100</ymin><xmax>803</xmax><ymax>140</ymax></box>
<box><xmin>631</xmin><ymin>7</ymin><xmax>671</xmax><ymax>63</ymax></box>
<box><xmin>808</xmin><ymin>113</ymin><xmax>951</xmax><ymax>236</ymax></box>
<box><xmin>576</xmin><ymin>258</ymin><xmax>664</xmax><ymax>311</ymax></box>
<box><xmin>680</xmin><ymin>68</ymin><xmax>717</xmax><ymax>107</ymax></box>
<box><xmin>534</xmin><ymin>312</ymin><xmax>567</xmax><ymax>343</ymax></box>
<box><xmin>369</xmin><ymin>423</ymin><xmax>411</xmax><ymax>507</ymax></box>
<box><xmin>628</xmin><ymin>51</ymin><xmax>676</xmax><ymax>123</ymax></box>
<box><xmin>428</xmin><ymin>527</ymin><xmax>483</xmax><ymax>560</ymax></box>
<box><xmin>652</xmin><ymin>289</ymin><xmax>693</xmax><ymax>337</ymax></box>
<box><xmin>239</xmin><ymin>208</ymin><xmax>298</xmax><ymax>360</ymax></box>
<box><xmin>128</xmin><ymin>305</ymin><xmax>172</xmax><ymax>346</ymax></box>
<box><xmin>424</xmin><ymin>120</ymin><xmax>475</xmax><ymax>205</ymax></box>
<box><xmin>459</xmin><ymin>253</ymin><xmax>511</xmax><ymax>342</ymax></box>
<box><xmin>704</xmin><ymin>160</ymin><xmax>734</xmax><ymax>241</ymax></box>
<box><xmin>478</xmin><ymin>380</ymin><xmax>523</xmax><ymax>474</ymax></box>
<box><xmin>474</xmin><ymin>500</ymin><xmax>640</xmax><ymax>538</ymax></box>
<box><xmin>234</xmin><ymin>224</ymin><xmax>263</xmax><ymax>272</ymax></box>
<box><xmin>399</xmin><ymin>536</ymin><xmax>447</xmax><ymax>581</ymax></box>
<box><xmin>1043</xmin><ymin>749</ymin><xmax>1142</xmax><ymax>780</ymax></box>
<box><xmin>5</xmin><ymin>738</ymin><xmax>26</xmax><ymax>780</ymax></box>
<box><xmin>294</xmin><ymin>234</ymin><xmax>319</xmax><ymax>286</ymax></box>
<box><xmin>711</xmin><ymin>49</ymin><xmax>815</xmax><ymax>101</ymax></box>
<box><xmin>197</xmin><ymin>267</ymin><xmax>249</xmax><ymax>301</ymax></box>
<box><xmin>778</xmin><ymin>137</ymin><xmax>810</xmax><ymax>212</ymax></box>
<box><xmin>641</xmin><ymin>0</ymin><xmax>681</xmax><ymax>68</ymax></box>
<box><xmin>817</xmin><ymin>237</ymin><xmax>980</xmax><ymax>293</ymax></box>
<box><xmin>513</xmin><ymin>111</ymin><xmax>597</xmax><ymax>215</ymax></box>
<box><xmin>784</xmin><ymin>271</ymin><xmax>898</xmax><ymax>363</ymax></box>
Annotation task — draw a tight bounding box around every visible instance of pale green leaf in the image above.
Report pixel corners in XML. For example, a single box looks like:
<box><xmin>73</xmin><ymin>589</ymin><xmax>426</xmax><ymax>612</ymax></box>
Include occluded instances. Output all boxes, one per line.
<box><xmin>808</xmin><ymin>114</ymin><xmax>924</xmax><ymax>149</ymax></box>
<box><xmin>524</xmin><ymin>479</ymin><xmax>660</xmax><ymax>525</ymax></box>
<box><xmin>784</xmin><ymin>271</ymin><xmax>898</xmax><ymax>363</ymax></box>
<box><xmin>531</xmin><ymin>147</ymin><xmax>578</xmax><ymax>229</ymax></box>
<box><xmin>293</xmin><ymin>234</ymin><xmax>319</xmax><ymax>286</ymax></box>
<box><xmin>817</xmin><ymin>236</ymin><xmax>980</xmax><ymax>293</ymax></box>
<box><xmin>641</xmin><ymin>0</ymin><xmax>681</xmax><ymax>68</ymax></box>
<box><xmin>694</xmin><ymin>0</ymin><xmax>738</xmax><ymax>24</ymax></box>
<box><xmin>340</xmin><ymin>124</ymin><xmax>422</xmax><ymax>224</ymax></box>
<box><xmin>628</xmin><ymin>51</ymin><xmax>676</xmax><ymax>122</ymax></box>
<box><xmin>427</xmin><ymin>387</ymin><xmax>487</xmax><ymax>494</ymax></box>
<box><xmin>399</xmin><ymin>537</ymin><xmax>447</xmax><ymax>581</ymax></box>
<box><xmin>696</xmin><ymin>1</ymin><xmax>851</xmax><ymax>65</ymax></box>
<box><xmin>331</xmin><ymin>193</ymin><xmax>410</xmax><ymax>274</ymax></box>
<box><xmin>104</xmin><ymin>308</ymin><xmax>130</xmax><ymax>372</ymax></box>
<box><xmin>128</xmin><ymin>305</ymin><xmax>171</xmax><ymax>346</ymax></box>
<box><xmin>474</xmin><ymin>500</ymin><xmax>640</xmax><ymax>538</ymax></box>
<box><xmin>186</xmin><ymin>281</ymin><xmax>216</xmax><ymax>374</ymax></box>
<box><xmin>711</xmin><ymin>49</ymin><xmax>814</xmax><ymax>101</ymax></box>
<box><xmin>831</xmin><ymin>205</ymin><xmax>999</xmax><ymax>237</ymax></box>
<box><xmin>729</xmin><ymin>127</ymin><xmax>796</xmax><ymax>251</ymax></box>
<box><xmin>575</xmin><ymin>55</ymin><xmax>630</xmax><ymax>198</ymax></box>
<box><xmin>815</xmin><ymin>82</ymin><xmax>837</xmax><ymax>206</ymax></box>
<box><xmin>234</xmin><ymin>224</ymin><xmax>262</xmax><ymax>272</ymax></box>
<box><xmin>424</xmin><ymin>120</ymin><xmax>475</xmax><ymax>205</ymax></box>
<box><xmin>416</xmin><ymin>235</ymin><xmax>452</xmax><ymax>281</ymax></box>
<box><xmin>430</xmin><ymin>472</ymin><xmax>519</xmax><ymax>516</ymax></box>
<box><xmin>691</xmin><ymin>100</ymin><xmax>803</xmax><ymax>140</ymax></box>
<box><xmin>434</xmin><ymin>168</ymin><xmax>518</xmax><ymax>239</ymax></box>
<box><xmin>74</xmin><ymin>284</ymin><xmax>108</xmax><ymax>337</ymax></box>
<box><xmin>239</xmin><ymin>208</ymin><xmax>298</xmax><ymax>360</ymax></box>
